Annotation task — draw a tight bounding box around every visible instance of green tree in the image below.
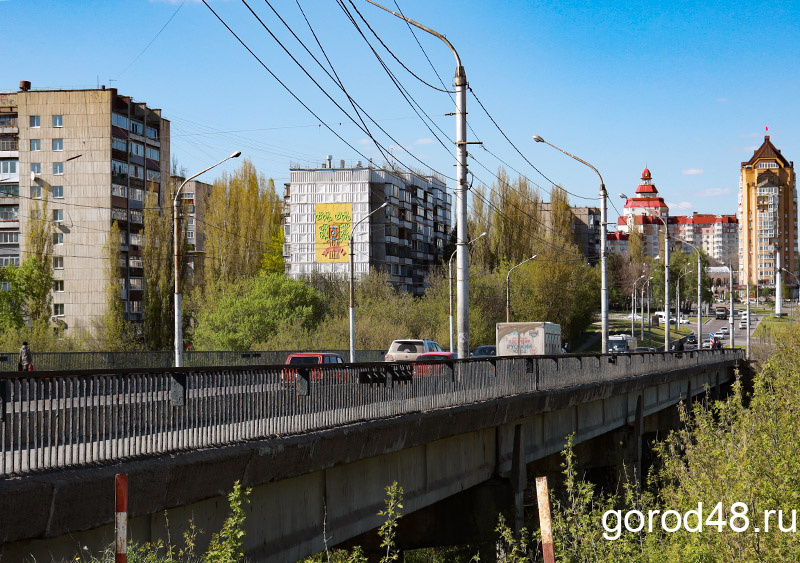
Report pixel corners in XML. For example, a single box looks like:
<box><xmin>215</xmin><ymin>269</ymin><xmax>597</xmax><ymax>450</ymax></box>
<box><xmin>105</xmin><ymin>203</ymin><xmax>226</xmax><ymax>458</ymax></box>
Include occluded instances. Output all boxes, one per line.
<box><xmin>23</xmin><ymin>194</ymin><xmax>54</xmax><ymax>323</ymax></box>
<box><xmin>192</xmin><ymin>272</ymin><xmax>324</xmax><ymax>350</ymax></box>
<box><xmin>95</xmin><ymin>221</ymin><xmax>137</xmax><ymax>350</ymax></box>
<box><xmin>142</xmin><ymin>183</ymin><xmax>175</xmax><ymax>349</ymax></box>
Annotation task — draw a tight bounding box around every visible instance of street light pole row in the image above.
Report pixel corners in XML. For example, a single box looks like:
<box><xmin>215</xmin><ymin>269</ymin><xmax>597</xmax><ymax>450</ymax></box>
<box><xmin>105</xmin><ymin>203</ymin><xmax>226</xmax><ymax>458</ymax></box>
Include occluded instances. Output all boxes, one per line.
<box><xmin>449</xmin><ymin>231</ymin><xmax>487</xmax><ymax>353</ymax></box>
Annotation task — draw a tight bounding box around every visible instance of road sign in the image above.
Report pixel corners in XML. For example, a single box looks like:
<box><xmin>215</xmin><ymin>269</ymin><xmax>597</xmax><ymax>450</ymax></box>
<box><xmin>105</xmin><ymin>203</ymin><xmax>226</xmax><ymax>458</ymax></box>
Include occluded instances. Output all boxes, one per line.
<box><xmin>709</xmin><ymin>332</ymin><xmax>715</xmax><ymax>338</ymax></box>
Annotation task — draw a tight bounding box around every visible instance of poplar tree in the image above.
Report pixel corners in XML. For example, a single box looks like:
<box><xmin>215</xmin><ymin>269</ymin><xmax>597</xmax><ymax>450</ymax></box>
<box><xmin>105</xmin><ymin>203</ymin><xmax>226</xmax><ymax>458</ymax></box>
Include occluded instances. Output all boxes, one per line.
<box><xmin>142</xmin><ymin>184</ymin><xmax>176</xmax><ymax>349</ymax></box>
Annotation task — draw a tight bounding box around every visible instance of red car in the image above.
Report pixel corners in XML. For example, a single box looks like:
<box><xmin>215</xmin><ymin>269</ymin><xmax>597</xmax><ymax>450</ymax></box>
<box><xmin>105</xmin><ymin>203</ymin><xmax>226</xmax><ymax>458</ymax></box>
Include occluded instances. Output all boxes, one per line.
<box><xmin>281</xmin><ymin>353</ymin><xmax>347</xmax><ymax>382</ymax></box>
<box><xmin>414</xmin><ymin>351</ymin><xmax>458</xmax><ymax>377</ymax></box>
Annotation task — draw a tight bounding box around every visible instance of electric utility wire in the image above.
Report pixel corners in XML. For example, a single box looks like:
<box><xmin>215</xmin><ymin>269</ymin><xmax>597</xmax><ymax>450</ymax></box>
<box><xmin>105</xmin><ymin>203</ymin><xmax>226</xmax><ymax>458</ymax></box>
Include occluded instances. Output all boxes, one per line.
<box><xmin>259</xmin><ymin>0</ymin><xmax>392</xmax><ymax>167</ymax></box>
<box><xmin>114</xmin><ymin>0</ymin><xmax>186</xmax><ymax>80</ymax></box>
<box><xmin>236</xmin><ymin>0</ymin><xmax>454</xmax><ymax>182</ymax></box>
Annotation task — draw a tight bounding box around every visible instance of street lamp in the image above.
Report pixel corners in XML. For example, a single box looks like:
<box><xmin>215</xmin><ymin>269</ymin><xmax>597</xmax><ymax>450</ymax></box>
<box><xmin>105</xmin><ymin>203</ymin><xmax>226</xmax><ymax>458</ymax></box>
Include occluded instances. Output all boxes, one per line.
<box><xmin>672</xmin><ymin>238</ymin><xmax>704</xmax><ymax>346</ymax></box>
<box><xmin>173</xmin><ymin>151</ymin><xmax>241</xmax><ymax>367</ymax></box>
<box><xmin>532</xmin><ymin>135</ymin><xmax>608</xmax><ymax>356</ymax></box>
<box><xmin>368</xmin><ymin>1</ymin><xmax>470</xmax><ymax>359</ymax></box>
<box><xmin>676</xmin><ymin>267</ymin><xmax>691</xmax><ymax>327</ymax></box>
<box><xmin>349</xmin><ymin>202</ymin><xmax>389</xmax><ymax>363</ymax></box>
<box><xmin>506</xmin><ymin>255</ymin><xmax>537</xmax><ymax>323</ymax></box>
<box><xmin>449</xmin><ymin>231</ymin><xmax>487</xmax><ymax>353</ymax></box>
<box><xmin>632</xmin><ymin>275</ymin><xmax>646</xmax><ymax>337</ymax></box>
<box><xmin>619</xmin><ymin>195</ymin><xmax>670</xmax><ymax>351</ymax></box>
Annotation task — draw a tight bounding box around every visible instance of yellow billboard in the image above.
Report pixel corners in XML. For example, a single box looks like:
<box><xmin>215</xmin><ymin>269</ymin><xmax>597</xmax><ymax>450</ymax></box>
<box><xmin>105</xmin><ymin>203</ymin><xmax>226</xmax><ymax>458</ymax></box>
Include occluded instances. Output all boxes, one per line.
<box><xmin>315</xmin><ymin>203</ymin><xmax>352</xmax><ymax>263</ymax></box>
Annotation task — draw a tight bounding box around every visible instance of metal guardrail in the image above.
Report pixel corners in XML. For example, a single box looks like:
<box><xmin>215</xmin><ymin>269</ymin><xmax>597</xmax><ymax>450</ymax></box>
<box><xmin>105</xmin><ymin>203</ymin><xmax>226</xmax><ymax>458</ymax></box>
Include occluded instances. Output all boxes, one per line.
<box><xmin>0</xmin><ymin>350</ymin><xmax>386</xmax><ymax>372</ymax></box>
<box><xmin>0</xmin><ymin>349</ymin><xmax>743</xmax><ymax>477</ymax></box>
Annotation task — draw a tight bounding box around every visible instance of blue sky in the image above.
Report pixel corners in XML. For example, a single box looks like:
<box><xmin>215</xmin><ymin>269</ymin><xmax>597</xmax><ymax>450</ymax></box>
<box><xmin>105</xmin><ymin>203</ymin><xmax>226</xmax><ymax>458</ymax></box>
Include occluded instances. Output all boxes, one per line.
<box><xmin>4</xmin><ymin>0</ymin><xmax>800</xmax><ymax>221</ymax></box>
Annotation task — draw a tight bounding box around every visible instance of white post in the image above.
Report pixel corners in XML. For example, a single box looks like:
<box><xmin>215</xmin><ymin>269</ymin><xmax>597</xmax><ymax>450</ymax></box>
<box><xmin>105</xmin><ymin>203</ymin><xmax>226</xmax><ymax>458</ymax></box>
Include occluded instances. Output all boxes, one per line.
<box><xmin>455</xmin><ymin>66</ymin><xmax>469</xmax><ymax>359</ymax></box>
<box><xmin>697</xmin><ymin>250</ymin><xmax>702</xmax><ymax>345</ymax></box>
<box><xmin>664</xmin><ymin>224</ymin><xmax>670</xmax><ymax>351</ymax></box>
<box><xmin>600</xmin><ymin>187</ymin><xmax>608</xmax><ymax>356</ymax></box>
<box><xmin>729</xmin><ymin>265</ymin><xmax>735</xmax><ymax>349</ymax></box>
<box><xmin>776</xmin><ymin>250</ymin><xmax>783</xmax><ymax>315</ymax></box>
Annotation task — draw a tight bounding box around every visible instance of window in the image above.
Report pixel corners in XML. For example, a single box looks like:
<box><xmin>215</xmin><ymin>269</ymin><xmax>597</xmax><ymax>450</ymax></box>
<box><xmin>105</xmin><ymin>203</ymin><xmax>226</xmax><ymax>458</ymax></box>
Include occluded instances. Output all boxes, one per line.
<box><xmin>130</xmin><ymin>120</ymin><xmax>143</xmax><ymax>135</ymax></box>
<box><xmin>52</xmin><ymin>115</ymin><xmax>63</xmax><ymax>128</ymax></box>
<box><xmin>53</xmin><ymin>162</ymin><xmax>63</xmax><ymax>175</ymax></box>
<box><xmin>53</xmin><ymin>256</ymin><xmax>63</xmax><ymax>269</ymax></box>
<box><xmin>53</xmin><ymin>280</ymin><xmax>64</xmax><ymax>292</ymax></box>
<box><xmin>146</xmin><ymin>125</ymin><xmax>158</xmax><ymax>139</ymax></box>
<box><xmin>129</xmin><ymin>164</ymin><xmax>144</xmax><ymax>179</ymax></box>
<box><xmin>146</xmin><ymin>146</ymin><xmax>159</xmax><ymax>160</ymax></box>
<box><xmin>0</xmin><ymin>281</ymin><xmax>8</xmax><ymax>291</ymax></box>
<box><xmin>129</xmin><ymin>142</ymin><xmax>144</xmax><ymax>157</ymax></box>
<box><xmin>30</xmin><ymin>139</ymin><xmax>41</xmax><ymax>151</ymax></box>
<box><xmin>53</xmin><ymin>209</ymin><xmax>63</xmax><ymax>223</ymax></box>
<box><xmin>0</xmin><ymin>115</ymin><xmax>17</xmax><ymax>127</ymax></box>
<box><xmin>112</xmin><ymin>160</ymin><xmax>128</xmax><ymax>176</ymax></box>
<box><xmin>0</xmin><ymin>256</ymin><xmax>19</xmax><ymax>267</ymax></box>
<box><xmin>30</xmin><ymin>163</ymin><xmax>41</xmax><ymax>174</ymax></box>
<box><xmin>53</xmin><ymin>233</ymin><xmax>63</xmax><ymax>245</ymax></box>
<box><xmin>146</xmin><ymin>169</ymin><xmax>161</xmax><ymax>182</ymax></box>
<box><xmin>29</xmin><ymin>115</ymin><xmax>40</xmax><ymax>128</ymax></box>
<box><xmin>52</xmin><ymin>185</ymin><xmax>63</xmax><ymax>198</ymax></box>
<box><xmin>0</xmin><ymin>232</ymin><xmax>18</xmax><ymax>244</ymax></box>
<box><xmin>0</xmin><ymin>160</ymin><xmax>17</xmax><ymax>174</ymax></box>
<box><xmin>129</xmin><ymin>187</ymin><xmax>144</xmax><ymax>202</ymax></box>
<box><xmin>53</xmin><ymin>304</ymin><xmax>64</xmax><ymax>316</ymax></box>
<box><xmin>0</xmin><ymin>184</ymin><xmax>18</xmax><ymax>197</ymax></box>
<box><xmin>112</xmin><ymin>137</ymin><xmax>127</xmax><ymax>152</ymax></box>
<box><xmin>52</xmin><ymin>138</ymin><xmax>63</xmax><ymax>151</ymax></box>
<box><xmin>111</xmin><ymin>184</ymin><xmax>127</xmax><ymax>198</ymax></box>
<box><xmin>112</xmin><ymin>113</ymin><xmax>129</xmax><ymax>130</ymax></box>
<box><xmin>31</xmin><ymin>186</ymin><xmax>41</xmax><ymax>199</ymax></box>
<box><xmin>0</xmin><ymin>207</ymin><xmax>18</xmax><ymax>221</ymax></box>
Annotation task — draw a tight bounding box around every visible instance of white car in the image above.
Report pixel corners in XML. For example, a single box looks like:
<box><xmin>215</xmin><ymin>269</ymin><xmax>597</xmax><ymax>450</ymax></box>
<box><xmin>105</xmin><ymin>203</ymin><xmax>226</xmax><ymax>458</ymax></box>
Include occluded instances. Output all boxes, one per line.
<box><xmin>719</xmin><ymin>326</ymin><xmax>729</xmax><ymax>335</ymax></box>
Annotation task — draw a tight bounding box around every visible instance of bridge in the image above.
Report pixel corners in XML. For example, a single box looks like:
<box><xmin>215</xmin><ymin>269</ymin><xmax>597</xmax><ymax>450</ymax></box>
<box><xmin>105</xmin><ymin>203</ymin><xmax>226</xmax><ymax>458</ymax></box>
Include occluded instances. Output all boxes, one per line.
<box><xmin>0</xmin><ymin>350</ymin><xmax>744</xmax><ymax>561</ymax></box>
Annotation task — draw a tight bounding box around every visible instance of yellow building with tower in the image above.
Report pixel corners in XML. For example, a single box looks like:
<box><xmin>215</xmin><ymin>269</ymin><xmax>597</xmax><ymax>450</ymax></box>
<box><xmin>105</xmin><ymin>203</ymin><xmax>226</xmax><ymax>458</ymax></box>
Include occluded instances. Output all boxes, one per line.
<box><xmin>738</xmin><ymin>135</ymin><xmax>798</xmax><ymax>290</ymax></box>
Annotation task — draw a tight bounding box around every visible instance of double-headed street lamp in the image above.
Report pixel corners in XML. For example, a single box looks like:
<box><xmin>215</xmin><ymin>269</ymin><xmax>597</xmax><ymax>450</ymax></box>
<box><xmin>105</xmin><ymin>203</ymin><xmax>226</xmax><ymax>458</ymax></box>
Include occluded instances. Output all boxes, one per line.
<box><xmin>449</xmin><ymin>231</ymin><xmax>487</xmax><ymax>353</ymax></box>
<box><xmin>506</xmin><ymin>255</ymin><xmax>537</xmax><ymax>323</ymax></box>
<box><xmin>532</xmin><ymin>136</ymin><xmax>608</xmax><ymax>356</ymax></box>
<box><xmin>173</xmin><ymin>151</ymin><xmax>241</xmax><ymax>367</ymax></box>
<box><xmin>349</xmin><ymin>202</ymin><xmax>389</xmax><ymax>363</ymax></box>
<box><xmin>619</xmin><ymin>197</ymin><xmax>670</xmax><ymax>351</ymax></box>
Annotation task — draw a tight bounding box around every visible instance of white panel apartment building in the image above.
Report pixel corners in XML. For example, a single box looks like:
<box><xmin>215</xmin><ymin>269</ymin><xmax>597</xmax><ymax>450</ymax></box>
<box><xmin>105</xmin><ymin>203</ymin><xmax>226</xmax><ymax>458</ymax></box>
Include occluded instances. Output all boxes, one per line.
<box><xmin>0</xmin><ymin>82</ymin><xmax>170</xmax><ymax>332</ymax></box>
<box><xmin>285</xmin><ymin>159</ymin><xmax>451</xmax><ymax>294</ymax></box>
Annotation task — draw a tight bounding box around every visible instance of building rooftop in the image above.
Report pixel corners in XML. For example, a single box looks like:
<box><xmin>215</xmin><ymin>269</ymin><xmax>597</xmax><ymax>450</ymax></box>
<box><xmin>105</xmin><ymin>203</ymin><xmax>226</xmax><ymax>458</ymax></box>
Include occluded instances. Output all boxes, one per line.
<box><xmin>743</xmin><ymin>135</ymin><xmax>791</xmax><ymax>168</ymax></box>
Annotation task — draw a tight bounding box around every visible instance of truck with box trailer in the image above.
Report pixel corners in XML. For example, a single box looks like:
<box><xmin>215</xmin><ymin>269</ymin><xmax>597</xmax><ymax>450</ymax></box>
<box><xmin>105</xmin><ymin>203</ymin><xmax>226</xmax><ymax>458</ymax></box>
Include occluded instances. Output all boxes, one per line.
<box><xmin>607</xmin><ymin>334</ymin><xmax>638</xmax><ymax>353</ymax></box>
<box><xmin>496</xmin><ymin>322</ymin><xmax>562</xmax><ymax>356</ymax></box>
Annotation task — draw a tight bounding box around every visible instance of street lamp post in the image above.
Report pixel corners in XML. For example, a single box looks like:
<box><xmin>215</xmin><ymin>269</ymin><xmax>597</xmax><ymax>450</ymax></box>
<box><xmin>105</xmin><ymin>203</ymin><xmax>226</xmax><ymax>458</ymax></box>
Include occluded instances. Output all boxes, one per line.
<box><xmin>619</xmin><ymin>197</ymin><xmax>670</xmax><ymax>351</ymax></box>
<box><xmin>729</xmin><ymin>265</ymin><xmax>735</xmax><ymax>350</ymax></box>
<box><xmin>532</xmin><ymin>136</ymin><xmax>608</xmax><ymax>356</ymax></box>
<box><xmin>506</xmin><ymin>255</ymin><xmax>537</xmax><ymax>323</ymax></box>
<box><xmin>449</xmin><ymin>231</ymin><xmax>487</xmax><ymax>353</ymax></box>
<box><xmin>173</xmin><ymin>151</ymin><xmax>240</xmax><ymax>367</ymax></box>
<box><xmin>349</xmin><ymin>202</ymin><xmax>389</xmax><ymax>363</ymax></box>
<box><xmin>368</xmin><ymin>1</ymin><xmax>470</xmax><ymax>359</ymax></box>
<box><xmin>676</xmin><ymin>268</ymin><xmax>691</xmax><ymax>328</ymax></box>
<box><xmin>632</xmin><ymin>275</ymin><xmax>645</xmax><ymax>338</ymax></box>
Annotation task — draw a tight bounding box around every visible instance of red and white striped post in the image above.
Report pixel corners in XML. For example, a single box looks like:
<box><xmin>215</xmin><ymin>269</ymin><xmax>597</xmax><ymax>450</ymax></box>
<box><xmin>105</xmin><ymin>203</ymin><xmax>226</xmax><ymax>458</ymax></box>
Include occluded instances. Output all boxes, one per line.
<box><xmin>115</xmin><ymin>474</ymin><xmax>128</xmax><ymax>563</ymax></box>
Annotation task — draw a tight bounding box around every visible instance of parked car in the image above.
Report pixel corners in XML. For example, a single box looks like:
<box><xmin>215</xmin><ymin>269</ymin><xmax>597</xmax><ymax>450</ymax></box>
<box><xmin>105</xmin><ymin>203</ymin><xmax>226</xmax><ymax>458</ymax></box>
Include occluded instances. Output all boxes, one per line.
<box><xmin>414</xmin><ymin>351</ymin><xmax>458</xmax><ymax>377</ymax></box>
<box><xmin>384</xmin><ymin>339</ymin><xmax>442</xmax><ymax>362</ymax></box>
<box><xmin>282</xmin><ymin>352</ymin><xmax>347</xmax><ymax>382</ymax></box>
<box><xmin>471</xmin><ymin>345</ymin><xmax>496</xmax><ymax>358</ymax></box>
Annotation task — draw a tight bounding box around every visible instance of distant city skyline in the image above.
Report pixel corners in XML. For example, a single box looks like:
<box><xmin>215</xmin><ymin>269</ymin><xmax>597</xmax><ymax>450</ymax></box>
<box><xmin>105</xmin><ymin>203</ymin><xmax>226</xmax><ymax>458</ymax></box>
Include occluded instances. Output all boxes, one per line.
<box><xmin>4</xmin><ymin>0</ymin><xmax>799</xmax><ymax>222</ymax></box>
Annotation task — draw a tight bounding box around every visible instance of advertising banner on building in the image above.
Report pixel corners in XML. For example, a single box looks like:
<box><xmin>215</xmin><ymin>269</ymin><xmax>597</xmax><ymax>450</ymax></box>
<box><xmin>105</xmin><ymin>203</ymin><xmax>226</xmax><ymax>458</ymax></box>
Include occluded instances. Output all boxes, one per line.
<box><xmin>315</xmin><ymin>203</ymin><xmax>352</xmax><ymax>263</ymax></box>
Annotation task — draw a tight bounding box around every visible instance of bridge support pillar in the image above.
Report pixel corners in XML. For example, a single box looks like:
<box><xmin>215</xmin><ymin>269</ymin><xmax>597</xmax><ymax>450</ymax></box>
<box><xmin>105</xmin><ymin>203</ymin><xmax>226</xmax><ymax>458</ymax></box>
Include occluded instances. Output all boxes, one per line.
<box><xmin>510</xmin><ymin>424</ymin><xmax>527</xmax><ymax>536</ymax></box>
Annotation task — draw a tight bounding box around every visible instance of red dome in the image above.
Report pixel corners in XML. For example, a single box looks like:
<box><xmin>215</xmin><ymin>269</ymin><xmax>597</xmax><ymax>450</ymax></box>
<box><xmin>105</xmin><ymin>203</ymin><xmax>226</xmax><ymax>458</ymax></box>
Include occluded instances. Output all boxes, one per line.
<box><xmin>641</xmin><ymin>167</ymin><xmax>651</xmax><ymax>181</ymax></box>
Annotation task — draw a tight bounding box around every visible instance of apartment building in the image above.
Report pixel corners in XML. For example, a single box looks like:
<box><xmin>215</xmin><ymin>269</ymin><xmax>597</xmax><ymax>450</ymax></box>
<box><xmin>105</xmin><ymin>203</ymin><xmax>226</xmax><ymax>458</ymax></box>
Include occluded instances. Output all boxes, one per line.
<box><xmin>616</xmin><ymin>168</ymin><xmax>738</xmax><ymax>265</ymax></box>
<box><xmin>0</xmin><ymin>82</ymin><xmax>170</xmax><ymax>332</ymax></box>
<box><xmin>538</xmin><ymin>203</ymin><xmax>602</xmax><ymax>264</ymax></box>
<box><xmin>284</xmin><ymin>157</ymin><xmax>451</xmax><ymax>294</ymax></box>
<box><xmin>738</xmin><ymin>135</ymin><xmax>798</xmax><ymax>288</ymax></box>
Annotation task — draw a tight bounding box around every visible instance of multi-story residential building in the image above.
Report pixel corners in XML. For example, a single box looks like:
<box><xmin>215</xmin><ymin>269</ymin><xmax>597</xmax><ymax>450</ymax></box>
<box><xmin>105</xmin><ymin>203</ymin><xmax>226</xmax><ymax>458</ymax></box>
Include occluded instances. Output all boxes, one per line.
<box><xmin>284</xmin><ymin>157</ymin><xmax>451</xmax><ymax>295</ymax></box>
<box><xmin>170</xmin><ymin>176</ymin><xmax>212</xmax><ymax>283</ymax></box>
<box><xmin>0</xmin><ymin>81</ymin><xmax>170</xmax><ymax>332</ymax></box>
<box><xmin>539</xmin><ymin>203</ymin><xmax>601</xmax><ymax>264</ymax></box>
<box><xmin>738</xmin><ymin>135</ymin><xmax>798</xmax><ymax>288</ymax></box>
<box><xmin>615</xmin><ymin>168</ymin><xmax>739</xmax><ymax>265</ymax></box>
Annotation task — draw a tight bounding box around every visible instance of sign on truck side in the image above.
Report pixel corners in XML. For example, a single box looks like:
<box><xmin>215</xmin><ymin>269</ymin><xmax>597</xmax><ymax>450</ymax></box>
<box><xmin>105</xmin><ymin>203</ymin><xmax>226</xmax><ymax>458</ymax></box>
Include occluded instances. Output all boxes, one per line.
<box><xmin>496</xmin><ymin>322</ymin><xmax>562</xmax><ymax>356</ymax></box>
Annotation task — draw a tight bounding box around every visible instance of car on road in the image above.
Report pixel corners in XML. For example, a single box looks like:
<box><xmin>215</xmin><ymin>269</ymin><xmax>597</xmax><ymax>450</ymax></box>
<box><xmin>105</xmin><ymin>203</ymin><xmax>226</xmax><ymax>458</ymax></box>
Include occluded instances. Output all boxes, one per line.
<box><xmin>686</xmin><ymin>334</ymin><xmax>697</xmax><ymax>345</ymax></box>
<box><xmin>282</xmin><ymin>352</ymin><xmax>347</xmax><ymax>382</ymax></box>
<box><xmin>702</xmin><ymin>339</ymin><xmax>712</xmax><ymax>349</ymax></box>
<box><xmin>719</xmin><ymin>326</ymin><xmax>729</xmax><ymax>336</ymax></box>
<box><xmin>414</xmin><ymin>351</ymin><xmax>458</xmax><ymax>376</ymax></box>
<box><xmin>384</xmin><ymin>339</ymin><xmax>442</xmax><ymax>362</ymax></box>
<box><xmin>739</xmin><ymin>318</ymin><xmax>748</xmax><ymax>329</ymax></box>
<box><xmin>471</xmin><ymin>345</ymin><xmax>496</xmax><ymax>358</ymax></box>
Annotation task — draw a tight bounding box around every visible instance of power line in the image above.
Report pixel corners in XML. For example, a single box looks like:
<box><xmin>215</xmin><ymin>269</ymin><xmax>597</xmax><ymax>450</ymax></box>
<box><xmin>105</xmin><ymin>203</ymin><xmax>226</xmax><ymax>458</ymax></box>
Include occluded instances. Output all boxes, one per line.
<box><xmin>114</xmin><ymin>1</ymin><xmax>186</xmax><ymax>80</ymax></box>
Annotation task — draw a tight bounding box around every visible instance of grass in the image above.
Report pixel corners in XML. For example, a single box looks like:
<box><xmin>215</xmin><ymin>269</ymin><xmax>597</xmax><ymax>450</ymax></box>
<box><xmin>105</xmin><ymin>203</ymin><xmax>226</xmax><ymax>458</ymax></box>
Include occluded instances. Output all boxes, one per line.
<box><xmin>587</xmin><ymin>316</ymin><xmax>692</xmax><ymax>352</ymax></box>
<box><xmin>753</xmin><ymin>315</ymin><xmax>794</xmax><ymax>338</ymax></box>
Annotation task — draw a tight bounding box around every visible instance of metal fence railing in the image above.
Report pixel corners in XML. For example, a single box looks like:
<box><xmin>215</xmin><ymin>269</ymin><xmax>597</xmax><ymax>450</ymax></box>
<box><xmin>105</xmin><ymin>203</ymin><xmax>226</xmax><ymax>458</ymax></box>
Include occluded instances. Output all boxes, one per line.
<box><xmin>0</xmin><ymin>350</ymin><xmax>386</xmax><ymax>372</ymax></box>
<box><xmin>0</xmin><ymin>349</ymin><xmax>743</xmax><ymax>476</ymax></box>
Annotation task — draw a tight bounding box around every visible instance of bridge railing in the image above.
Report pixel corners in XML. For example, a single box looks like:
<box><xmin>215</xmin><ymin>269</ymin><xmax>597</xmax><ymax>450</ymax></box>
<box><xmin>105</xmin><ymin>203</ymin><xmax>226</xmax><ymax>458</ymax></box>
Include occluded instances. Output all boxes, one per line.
<box><xmin>0</xmin><ymin>349</ymin><xmax>743</xmax><ymax>477</ymax></box>
<box><xmin>0</xmin><ymin>349</ymin><xmax>386</xmax><ymax>372</ymax></box>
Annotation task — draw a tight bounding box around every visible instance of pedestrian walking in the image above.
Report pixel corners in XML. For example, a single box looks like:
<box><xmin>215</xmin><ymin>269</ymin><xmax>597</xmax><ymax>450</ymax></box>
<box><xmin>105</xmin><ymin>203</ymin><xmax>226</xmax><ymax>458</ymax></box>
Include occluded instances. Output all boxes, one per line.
<box><xmin>18</xmin><ymin>341</ymin><xmax>32</xmax><ymax>371</ymax></box>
